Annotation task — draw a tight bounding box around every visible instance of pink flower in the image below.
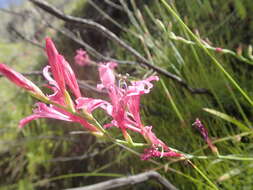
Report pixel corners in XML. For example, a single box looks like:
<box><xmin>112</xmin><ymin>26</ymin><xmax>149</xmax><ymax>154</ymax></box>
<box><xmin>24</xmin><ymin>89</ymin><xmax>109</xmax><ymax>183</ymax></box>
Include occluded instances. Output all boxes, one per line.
<box><xmin>98</xmin><ymin>62</ymin><xmax>181</xmax><ymax>159</ymax></box>
<box><xmin>98</xmin><ymin>62</ymin><xmax>159</xmax><ymax>133</ymax></box>
<box><xmin>19</xmin><ymin>102</ymin><xmax>99</xmax><ymax>132</ymax></box>
<box><xmin>98</xmin><ymin>62</ymin><xmax>142</xmax><ymax>133</ymax></box>
<box><xmin>17</xmin><ymin>38</ymin><xmax>103</xmax><ymax>134</ymax></box>
<box><xmin>0</xmin><ymin>63</ymin><xmax>45</xmax><ymax>98</ymax></box>
<box><xmin>45</xmin><ymin>38</ymin><xmax>81</xmax><ymax>99</ymax></box>
<box><xmin>74</xmin><ymin>49</ymin><xmax>90</xmax><ymax>66</ymax></box>
<box><xmin>45</xmin><ymin>37</ymin><xmax>66</xmax><ymax>95</ymax></box>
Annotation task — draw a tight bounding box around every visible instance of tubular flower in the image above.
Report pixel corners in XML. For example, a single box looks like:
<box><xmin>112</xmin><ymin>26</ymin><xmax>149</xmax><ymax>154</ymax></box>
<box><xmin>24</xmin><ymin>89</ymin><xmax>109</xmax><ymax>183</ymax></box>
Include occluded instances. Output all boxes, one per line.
<box><xmin>45</xmin><ymin>37</ymin><xmax>66</xmax><ymax>95</ymax></box>
<box><xmin>74</xmin><ymin>49</ymin><xmax>90</xmax><ymax>66</ymax></box>
<box><xmin>98</xmin><ymin>62</ymin><xmax>182</xmax><ymax>159</ymax></box>
<box><xmin>0</xmin><ymin>63</ymin><xmax>46</xmax><ymax>99</ymax></box>
<box><xmin>19</xmin><ymin>103</ymin><xmax>99</xmax><ymax>133</ymax></box>
<box><xmin>45</xmin><ymin>38</ymin><xmax>81</xmax><ymax>99</ymax></box>
<box><xmin>98</xmin><ymin>62</ymin><xmax>142</xmax><ymax>134</ymax></box>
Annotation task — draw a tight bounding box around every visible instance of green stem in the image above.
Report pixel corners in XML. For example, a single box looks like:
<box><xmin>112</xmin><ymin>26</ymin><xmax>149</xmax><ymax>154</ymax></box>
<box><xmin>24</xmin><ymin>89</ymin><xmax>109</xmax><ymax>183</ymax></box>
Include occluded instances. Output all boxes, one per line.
<box><xmin>188</xmin><ymin>160</ymin><xmax>219</xmax><ymax>190</ymax></box>
<box><xmin>115</xmin><ymin>139</ymin><xmax>148</xmax><ymax>147</ymax></box>
<box><xmin>160</xmin><ymin>79</ymin><xmax>184</xmax><ymax>123</ymax></box>
<box><xmin>186</xmin><ymin>154</ymin><xmax>253</xmax><ymax>161</ymax></box>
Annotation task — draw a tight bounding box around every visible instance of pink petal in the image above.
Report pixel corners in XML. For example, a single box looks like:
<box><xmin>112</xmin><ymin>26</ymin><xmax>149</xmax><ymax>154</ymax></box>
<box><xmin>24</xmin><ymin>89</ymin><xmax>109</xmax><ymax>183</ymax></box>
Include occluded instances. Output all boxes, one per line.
<box><xmin>0</xmin><ymin>63</ymin><xmax>44</xmax><ymax>96</ymax></box>
<box><xmin>19</xmin><ymin>102</ymin><xmax>99</xmax><ymax>132</ymax></box>
<box><xmin>142</xmin><ymin>126</ymin><xmax>169</xmax><ymax>150</ymax></box>
<box><xmin>43</xmin><ymin>65</ymin><xmax>59</xmax><ymax>88</ymax></box>
<box><xmin>19</xmin><ymin>102</ymin><xmax>72</xmax><ymax>128</ymax></box>
<box><xmin>19</xmin><ymin>114</ymin><xmax>42</xmax><ymax>128</ymax></box>
<box><xmin>34</xmin><ymin>103</ymin><xmax>72</xmax><ymax>120</ymax></box>
<box><xmin>45</xmin><ymin>37</ymin><xmax>66</xmax><ymax>93</ymax></box>
<box><xmin>60</xmin><ymin>56</ymin><xmax>81</xmax><ymax>98</ymax></box>
<box><xmin>98</xmin><ymin>62</ymin><xmax>117</xmax><ymax>89</ymax></box>
<box><xmin>76</xmin><ymin>97</ymin><xmax>111</xmax><ymax>114</ymax></box>
<box><xmin>127</xmin><ymin>96</ymin><xmax>142</xmax><ymax>127</ymax></box>
<box><xmin>128</xmin><ymin>76</ymin><xmax>159</xmax><ymax>96</ymax></box>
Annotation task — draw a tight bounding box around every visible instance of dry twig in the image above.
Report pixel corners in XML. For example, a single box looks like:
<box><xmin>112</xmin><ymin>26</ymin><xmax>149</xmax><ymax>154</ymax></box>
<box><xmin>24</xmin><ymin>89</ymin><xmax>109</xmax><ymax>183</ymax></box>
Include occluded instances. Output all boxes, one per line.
<box><xmin>65</xmin><ymin>171</ymin><xmax>178</xmax><ymax>190</ymax></box>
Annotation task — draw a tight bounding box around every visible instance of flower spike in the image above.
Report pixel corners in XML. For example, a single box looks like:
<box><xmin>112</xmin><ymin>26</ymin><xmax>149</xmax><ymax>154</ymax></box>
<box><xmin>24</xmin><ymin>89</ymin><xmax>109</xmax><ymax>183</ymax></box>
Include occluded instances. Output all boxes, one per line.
<box><xmin>193</xmin><ymin>118</ymin><xmax>219</xmax><ymax>155</ymax></box>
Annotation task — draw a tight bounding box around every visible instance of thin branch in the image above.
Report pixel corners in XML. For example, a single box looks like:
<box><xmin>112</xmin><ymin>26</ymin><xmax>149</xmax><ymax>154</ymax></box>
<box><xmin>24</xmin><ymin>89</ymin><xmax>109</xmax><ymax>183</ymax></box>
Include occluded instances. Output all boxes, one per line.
<box><xmin>50</xmin><ymin>150</ymin><xmax>99</xmax><ymax>162</ymax></box>
<box><xmin>87</xmin><ymin>0</ymin><xmax>139</xmax><ymax>38</ymax></box>
<box><xmin>46</xmin><ymin>22</ymin><xmax>136</xmax><ymax>65</ymax></box>
<box><xmin>9</xmin><ymin>25</ymin><xmax>44</xmax><ymax>49</ymax></box>
<box><xmin>65</xmin><ymin>171</ymin><xmax>179</xmax><ymax>190</ymax></box>
<box><xmin>29</xmin><ymin>0</ymin><xmax>212</xmax><ymax>96</ymax></box>
<box><xmin>78</xmin><ymin>80</ymin><xmax>107</xmax><ymax>94</ymax></box>
<box><xmin>0</xmin><ymin>70</ymin><xmax>43</xmax><ymax>77</ymax></box>
<box><xmin>104</xmin><ymin>0</ymin><xmax>124</xmax><ymax>11</ymax></box>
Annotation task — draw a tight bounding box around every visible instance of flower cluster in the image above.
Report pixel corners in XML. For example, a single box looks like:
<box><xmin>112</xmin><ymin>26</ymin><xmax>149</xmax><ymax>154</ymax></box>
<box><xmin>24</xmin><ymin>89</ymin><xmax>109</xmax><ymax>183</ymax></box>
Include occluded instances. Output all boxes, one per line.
<box><xmin>0</xmin><ymin>38</ymin><xmax>182</xmax><ymax>160</ymax></box>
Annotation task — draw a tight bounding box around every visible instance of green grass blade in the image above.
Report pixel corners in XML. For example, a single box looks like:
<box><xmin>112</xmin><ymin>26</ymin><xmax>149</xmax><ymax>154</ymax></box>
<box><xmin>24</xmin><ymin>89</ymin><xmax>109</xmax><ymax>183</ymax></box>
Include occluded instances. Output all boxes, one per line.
<box><xmin>203</xmin><ymin>108</ymin><xmax>249</xmax><ymax>131</ymax></box>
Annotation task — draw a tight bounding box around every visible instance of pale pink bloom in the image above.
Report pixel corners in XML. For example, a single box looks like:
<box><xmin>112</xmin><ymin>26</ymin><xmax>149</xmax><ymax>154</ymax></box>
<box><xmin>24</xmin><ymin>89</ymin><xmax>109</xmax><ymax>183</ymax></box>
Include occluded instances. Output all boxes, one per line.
<box><xmin>98</xmin><ymin>62</ymin><xmax>138</xmax><ymax>133</ymax></box>
<box><xmin>19</xmin><ymin>102</ymin><xmax>99</xmax><ymax>132</ymax></box>
<box><xmin>97</xmin><ymin>62</ymin><xmax>117</xmax><ymax>90</ymax></box>
<box><xmin>98</xmin><ymin>62</ymin><xmax>159</xmax><ymax>133</ymax></box>
<box><xmin>98</xmin><ymin>62</ymin><xmax>180</xmax><ymax>159</ymax></box>
<box><xmin>74</xmin><ymin>49</ymin><xmax>90</xmax><ymax>66</ymax></box>
<box><xmin>0</xmin><ymin>63</ymin><xmax>45</xmax><ymax>97</ymax></box>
